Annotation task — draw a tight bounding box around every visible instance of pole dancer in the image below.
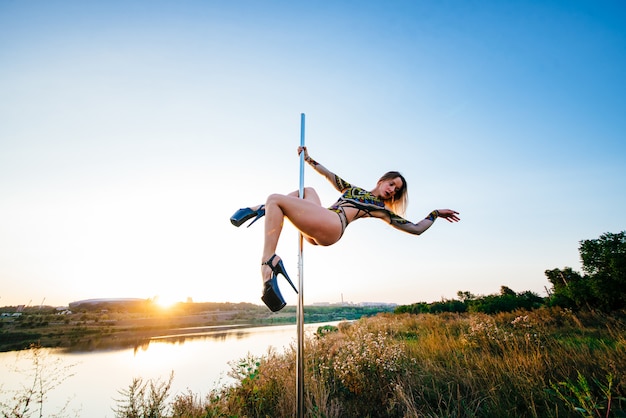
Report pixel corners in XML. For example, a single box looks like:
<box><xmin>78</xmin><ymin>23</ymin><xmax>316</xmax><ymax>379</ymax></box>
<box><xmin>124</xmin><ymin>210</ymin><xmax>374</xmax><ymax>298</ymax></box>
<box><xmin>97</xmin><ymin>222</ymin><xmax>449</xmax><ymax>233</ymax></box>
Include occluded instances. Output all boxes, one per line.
<box><xmin>230</xmin><ymin>141</ymin><xmax>460</xmax><ymax>311</ymax></box>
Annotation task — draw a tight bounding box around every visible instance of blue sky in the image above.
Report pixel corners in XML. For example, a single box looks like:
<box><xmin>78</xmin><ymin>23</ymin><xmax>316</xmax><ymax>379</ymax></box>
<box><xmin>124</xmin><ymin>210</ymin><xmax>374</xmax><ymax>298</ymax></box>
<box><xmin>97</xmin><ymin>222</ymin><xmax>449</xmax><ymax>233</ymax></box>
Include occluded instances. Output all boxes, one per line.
<box><xmin>1</xmin><ymin>0</ymin><xmax>625</xmax><ymax>308</ymax></box>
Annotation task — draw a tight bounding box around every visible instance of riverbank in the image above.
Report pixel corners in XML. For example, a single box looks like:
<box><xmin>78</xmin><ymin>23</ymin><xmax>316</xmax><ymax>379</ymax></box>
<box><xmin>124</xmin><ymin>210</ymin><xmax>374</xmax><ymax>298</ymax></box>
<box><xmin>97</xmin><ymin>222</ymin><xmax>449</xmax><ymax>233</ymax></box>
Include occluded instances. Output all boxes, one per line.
<box><xmin>0</xmin><ymin>302</ymin><xmax>393</xmax><ymax>352</ymax></box>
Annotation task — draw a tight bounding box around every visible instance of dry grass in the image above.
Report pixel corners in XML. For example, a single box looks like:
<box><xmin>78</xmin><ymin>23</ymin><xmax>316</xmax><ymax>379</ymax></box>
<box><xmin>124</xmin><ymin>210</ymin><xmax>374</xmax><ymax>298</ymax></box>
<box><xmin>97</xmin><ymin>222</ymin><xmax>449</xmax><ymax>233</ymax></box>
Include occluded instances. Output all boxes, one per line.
<box><xmin>112</xmin><ymin>307</ymin><xmax>626</xmax><ymax>417</ymax></box>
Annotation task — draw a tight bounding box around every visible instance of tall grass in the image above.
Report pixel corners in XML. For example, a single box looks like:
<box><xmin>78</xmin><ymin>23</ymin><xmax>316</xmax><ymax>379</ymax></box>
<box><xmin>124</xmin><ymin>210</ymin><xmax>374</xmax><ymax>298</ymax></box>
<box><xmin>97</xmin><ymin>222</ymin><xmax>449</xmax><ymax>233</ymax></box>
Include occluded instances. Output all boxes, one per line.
<box><xmin>114</xmin><ymin>307</ymin><xmax>626</xmax><ymax>417</ymax></box>
<box><xmin>0</xmin><ymin>344</ymin><xmax>77</xmax><ymax>418</ymax></box>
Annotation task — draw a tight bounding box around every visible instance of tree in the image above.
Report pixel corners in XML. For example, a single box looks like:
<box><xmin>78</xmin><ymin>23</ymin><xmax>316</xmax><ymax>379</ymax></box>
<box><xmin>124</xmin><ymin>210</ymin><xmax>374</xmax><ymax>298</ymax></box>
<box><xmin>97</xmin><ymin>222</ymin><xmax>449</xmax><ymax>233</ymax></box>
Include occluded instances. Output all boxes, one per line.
<box><xmin>546</xmin><ymin>231</ymin><xmax>626</xmax><ymax>311</ymax></box>
<box><xmin>545</xmin><ymin>267</ymin><xmax>593</xmax><ymax>310</ymax></box>
<box><xmin>579</xmin><ymin>231</ymin><xmax>626</xmax><ymax>311</ymax></box>
<box><xmin>500</xmin><ymin>286</ymin><xmax>516</xmax><ymax>296</ymax></box>
<box><xmin>456</xmin><ymin>291</ymin><xmax>476</xmax><ymax>303</ymax></box>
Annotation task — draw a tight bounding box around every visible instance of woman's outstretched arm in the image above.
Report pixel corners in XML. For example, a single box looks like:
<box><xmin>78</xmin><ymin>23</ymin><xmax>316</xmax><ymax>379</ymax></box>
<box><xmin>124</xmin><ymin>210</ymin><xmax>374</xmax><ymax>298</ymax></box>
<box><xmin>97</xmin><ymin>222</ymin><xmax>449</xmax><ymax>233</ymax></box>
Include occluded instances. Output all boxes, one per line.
<box><xmin>375</xmin><ymin>209</ymin><xmax>460</xmax><ymax>235</ymax></box>
<box><xmin>298</xmin><ymin>146</ymin><xmax>351</xmax><ymax>192</ymax></box>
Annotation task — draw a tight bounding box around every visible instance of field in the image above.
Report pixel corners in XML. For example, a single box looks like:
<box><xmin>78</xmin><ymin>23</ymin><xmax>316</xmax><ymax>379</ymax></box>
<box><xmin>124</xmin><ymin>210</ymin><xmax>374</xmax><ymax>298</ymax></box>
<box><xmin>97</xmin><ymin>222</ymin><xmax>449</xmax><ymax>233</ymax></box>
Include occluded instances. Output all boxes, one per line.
<box><xmin>111</xmin><ymin>307</ymin><xmax>626</xmax><ymax>417</ymax></box>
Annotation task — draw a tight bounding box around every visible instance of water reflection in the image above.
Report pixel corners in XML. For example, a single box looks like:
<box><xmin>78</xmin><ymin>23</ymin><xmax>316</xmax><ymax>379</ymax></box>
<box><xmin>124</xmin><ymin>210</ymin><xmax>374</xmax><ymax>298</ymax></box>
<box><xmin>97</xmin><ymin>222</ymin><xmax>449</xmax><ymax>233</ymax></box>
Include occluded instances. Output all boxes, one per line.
<box><xmin>0</xmin><ymin>322</ymin><xmax>337</xmax><ymax>417</ymax></box>
<box><xmin>58</xmin><ymin>323</ymin><xmax>268</xmax><ymax>353</ymax></box>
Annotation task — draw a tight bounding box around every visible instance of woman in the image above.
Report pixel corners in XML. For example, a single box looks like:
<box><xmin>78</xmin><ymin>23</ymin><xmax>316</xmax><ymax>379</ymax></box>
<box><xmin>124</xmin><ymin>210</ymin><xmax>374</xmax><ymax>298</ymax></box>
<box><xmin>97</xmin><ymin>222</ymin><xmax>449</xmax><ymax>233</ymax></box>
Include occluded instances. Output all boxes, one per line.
<box><xmin>230</xmin><ymin>147</ymin><xmax>460</xmax><ymax>312</ymax></box>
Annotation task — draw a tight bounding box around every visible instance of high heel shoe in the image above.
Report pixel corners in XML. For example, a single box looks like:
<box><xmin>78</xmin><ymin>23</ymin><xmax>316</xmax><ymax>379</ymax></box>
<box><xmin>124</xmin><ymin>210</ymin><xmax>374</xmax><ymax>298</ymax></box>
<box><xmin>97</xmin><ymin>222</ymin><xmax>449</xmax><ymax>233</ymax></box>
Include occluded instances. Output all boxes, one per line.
<box><xmin>230</xmin><ymin>205</ymin><xmax>265</xmax><ymax>228</ymax></box>
<box><xmin>261</xmin><ymin>254</ymin><xmax>298</xmax><ymax>312</ymax></box>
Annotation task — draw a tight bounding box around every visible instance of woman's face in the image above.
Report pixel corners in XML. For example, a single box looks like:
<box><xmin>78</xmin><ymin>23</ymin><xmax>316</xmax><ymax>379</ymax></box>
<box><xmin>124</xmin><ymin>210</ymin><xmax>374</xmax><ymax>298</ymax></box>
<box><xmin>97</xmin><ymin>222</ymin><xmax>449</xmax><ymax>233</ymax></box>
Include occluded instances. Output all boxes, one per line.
<box><xmin>377</xmin><ymin>177</ymin><xmax>403</xmax><ymax>200</ymax></box>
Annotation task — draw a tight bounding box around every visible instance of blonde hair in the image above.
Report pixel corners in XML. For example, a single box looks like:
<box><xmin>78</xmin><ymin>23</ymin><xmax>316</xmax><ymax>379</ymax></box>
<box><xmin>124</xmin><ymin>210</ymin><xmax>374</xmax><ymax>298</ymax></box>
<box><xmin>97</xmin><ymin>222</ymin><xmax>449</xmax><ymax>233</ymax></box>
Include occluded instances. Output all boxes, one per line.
<box><xmin>378</xmin><ymin>171</ymin><xmax>408</xmax><ymax>216</ymax></box>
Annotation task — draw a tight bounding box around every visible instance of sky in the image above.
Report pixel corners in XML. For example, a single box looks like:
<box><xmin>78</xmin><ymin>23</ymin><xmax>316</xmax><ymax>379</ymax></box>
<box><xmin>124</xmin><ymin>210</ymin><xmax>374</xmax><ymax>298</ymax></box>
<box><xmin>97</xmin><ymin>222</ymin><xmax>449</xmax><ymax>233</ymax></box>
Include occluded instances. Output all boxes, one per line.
<box><xmin>1</xmin><ymin>0</ymin><xmax>625</xmax><ymax>309</ymax></box>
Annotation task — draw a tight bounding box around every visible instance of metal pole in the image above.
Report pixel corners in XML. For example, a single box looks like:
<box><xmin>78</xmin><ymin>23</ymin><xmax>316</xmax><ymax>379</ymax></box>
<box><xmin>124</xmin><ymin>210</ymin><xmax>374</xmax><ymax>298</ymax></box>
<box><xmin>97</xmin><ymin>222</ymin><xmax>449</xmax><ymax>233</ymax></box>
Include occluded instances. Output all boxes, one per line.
<box><xmin>296</xmin><ymin>113</ymin><xmax>305</xmax><ymax>417</ymax></box>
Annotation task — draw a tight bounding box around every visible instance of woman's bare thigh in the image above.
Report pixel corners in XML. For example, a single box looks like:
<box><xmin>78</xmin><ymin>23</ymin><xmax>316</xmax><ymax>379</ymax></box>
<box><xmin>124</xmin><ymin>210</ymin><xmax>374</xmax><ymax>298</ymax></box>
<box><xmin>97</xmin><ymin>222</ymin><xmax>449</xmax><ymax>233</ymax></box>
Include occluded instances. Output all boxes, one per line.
<box><xmin>274</xmin><ymin>194</ymin><xmax>342</xmax><ymax>246</ymax></box>
<box><xmin>287</xmin><ymin>187</ymin><xmax>322</xmax><ymax>206</ymax></box>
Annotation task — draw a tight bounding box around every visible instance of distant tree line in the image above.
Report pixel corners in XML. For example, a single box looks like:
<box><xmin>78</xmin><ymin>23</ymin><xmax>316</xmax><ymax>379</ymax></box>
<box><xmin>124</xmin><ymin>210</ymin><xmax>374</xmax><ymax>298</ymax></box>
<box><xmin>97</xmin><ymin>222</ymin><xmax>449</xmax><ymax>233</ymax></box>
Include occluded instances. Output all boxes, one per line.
<box><xmin>396</xmin><ymin>231</ymin><xmax>626</xmax><ymax>315</ymax></box>
<box><xmin>394</xmin><ymin>286</ymin><xmax>544</xmax><ymax>315</ymax></box>
<box><xmin>66</xmin><ymin>300</ymin><xmax>264</xmax><ymax>314</ymax></box>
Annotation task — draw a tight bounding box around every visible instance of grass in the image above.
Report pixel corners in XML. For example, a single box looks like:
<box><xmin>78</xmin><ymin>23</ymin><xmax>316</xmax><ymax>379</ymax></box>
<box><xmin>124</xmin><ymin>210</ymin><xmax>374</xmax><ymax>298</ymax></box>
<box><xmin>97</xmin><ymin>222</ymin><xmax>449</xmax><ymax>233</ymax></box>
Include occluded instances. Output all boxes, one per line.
<box><xmin>110</xmin><ymin>307</ymin><xmax>626</xmax><ymax>417</ymax></box>
<box><xmin>4</xmin><ymin>307</ymin><xmax>625</xmax><ymax>417</ymax></box>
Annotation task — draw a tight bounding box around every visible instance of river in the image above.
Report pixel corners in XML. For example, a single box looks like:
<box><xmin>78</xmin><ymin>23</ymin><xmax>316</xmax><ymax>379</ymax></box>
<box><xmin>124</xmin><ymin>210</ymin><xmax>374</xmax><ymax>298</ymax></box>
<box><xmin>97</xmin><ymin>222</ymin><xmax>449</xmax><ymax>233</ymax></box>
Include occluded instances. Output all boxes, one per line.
<box><xmin>0</xmin><ymin>322</ymin><xmax>337</xmax><ymax>417</ymax></box>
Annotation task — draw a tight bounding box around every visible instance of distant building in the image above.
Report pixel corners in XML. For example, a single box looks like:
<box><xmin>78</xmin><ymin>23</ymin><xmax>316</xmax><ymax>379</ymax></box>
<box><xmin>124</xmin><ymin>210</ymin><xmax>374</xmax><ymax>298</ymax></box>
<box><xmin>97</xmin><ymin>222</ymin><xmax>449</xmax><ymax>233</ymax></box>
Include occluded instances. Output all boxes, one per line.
<box><xmin>358</xmin><ymin>302</ymin><xmax>398</xmax><ymax>308</ymax></box>
<box><xmin>69</xmin><ymin>298</ymin><xmax>149</xmax><ymax>311</ymax></box>
<box><xmin>1</xmin><ymin>312</ymin><xmax>22</xmax><ymax>317</ymax></box>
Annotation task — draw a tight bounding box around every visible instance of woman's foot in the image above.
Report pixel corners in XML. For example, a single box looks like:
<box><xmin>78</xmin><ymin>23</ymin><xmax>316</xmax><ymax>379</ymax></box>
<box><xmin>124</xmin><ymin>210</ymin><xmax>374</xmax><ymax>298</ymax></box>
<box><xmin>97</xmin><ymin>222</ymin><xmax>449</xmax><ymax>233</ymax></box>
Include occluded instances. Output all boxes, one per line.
<box><xmin>261</xmin><ymin>276</ymin><xmax>286</xmax><ymax>312</ymax></box>
<box><xmin>261</xmin><ymin>261</ymin><xmax>273</xmax><ymax>285</ymax></box>
<box><xmin>262</xmin><ymin>254</ymin><xmax>297</xmax><ymax>293</ymax></box>
<box><xmin>260</xmin><ymin>254</ymin><xmax>297</xmax><ymax>312</ymax></box>
<box><xmin>230</xmin><ymin>204</ymin><xmax>265</xmax><ymax>227</ymax></box>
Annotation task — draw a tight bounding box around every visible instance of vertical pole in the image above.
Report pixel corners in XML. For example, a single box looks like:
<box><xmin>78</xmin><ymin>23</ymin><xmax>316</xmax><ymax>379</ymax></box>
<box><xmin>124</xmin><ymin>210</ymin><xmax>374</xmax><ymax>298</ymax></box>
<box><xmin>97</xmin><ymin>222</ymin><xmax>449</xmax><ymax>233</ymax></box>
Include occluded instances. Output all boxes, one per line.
<box><xmin>296</xmin><ymin>113</ymin><xmax>305</xmax><ymax>417</ymax></box>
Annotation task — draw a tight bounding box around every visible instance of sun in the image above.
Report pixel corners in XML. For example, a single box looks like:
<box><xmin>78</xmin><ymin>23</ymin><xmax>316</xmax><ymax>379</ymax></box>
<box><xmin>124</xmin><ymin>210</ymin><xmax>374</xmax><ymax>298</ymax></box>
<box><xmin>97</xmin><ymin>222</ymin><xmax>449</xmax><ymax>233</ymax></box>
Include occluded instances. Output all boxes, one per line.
<box><xmin>153</xmin><ymin>295</ymin><xmax>179</xmax><ymax>310</ymax></box>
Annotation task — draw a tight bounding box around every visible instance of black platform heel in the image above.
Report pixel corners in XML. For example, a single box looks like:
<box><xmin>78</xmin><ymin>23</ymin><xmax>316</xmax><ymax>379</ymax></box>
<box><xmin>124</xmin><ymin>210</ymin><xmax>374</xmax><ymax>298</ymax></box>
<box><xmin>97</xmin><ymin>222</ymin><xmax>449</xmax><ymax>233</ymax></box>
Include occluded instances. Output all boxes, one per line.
<box><xmin>230</xmin><ymin>205</ymin><xmax>265</xmax><ymax>228</ymax></box>
<box><xmin>261</xmin><ymin>254</ymin><xmax>298</xmax><ymax>312</ymax></box>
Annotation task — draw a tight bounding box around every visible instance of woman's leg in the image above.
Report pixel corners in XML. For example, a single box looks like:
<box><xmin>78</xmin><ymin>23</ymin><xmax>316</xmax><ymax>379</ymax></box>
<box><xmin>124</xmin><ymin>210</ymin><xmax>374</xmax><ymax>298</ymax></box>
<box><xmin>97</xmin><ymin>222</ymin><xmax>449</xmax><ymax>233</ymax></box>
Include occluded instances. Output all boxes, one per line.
<box><xmin>285</xmin><ymin>188</ymin><xmax>324</xmax><ymax>245</ymax></box>
<box><xmin>261</xmin><ymin>187</ymin><xmax>342</xmax><ymax>282</ymax></box>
